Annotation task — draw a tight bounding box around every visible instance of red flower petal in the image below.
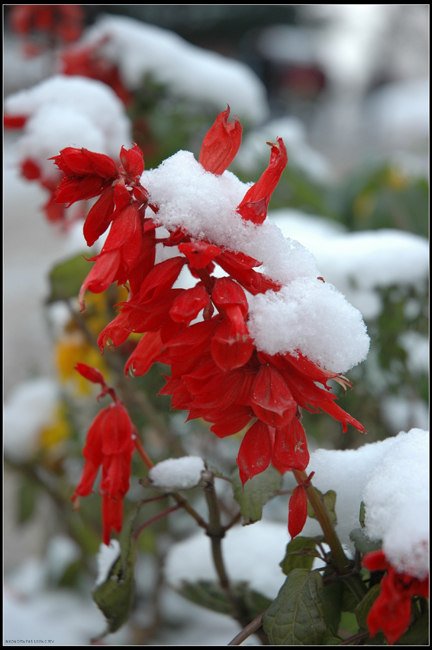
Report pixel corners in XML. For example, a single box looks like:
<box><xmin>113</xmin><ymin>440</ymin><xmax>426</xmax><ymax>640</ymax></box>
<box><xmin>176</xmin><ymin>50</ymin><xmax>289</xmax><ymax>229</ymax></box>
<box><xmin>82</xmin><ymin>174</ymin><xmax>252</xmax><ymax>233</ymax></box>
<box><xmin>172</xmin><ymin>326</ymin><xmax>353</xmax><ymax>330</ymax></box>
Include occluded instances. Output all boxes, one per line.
<box><xmin>288</xmin><ymin>484</ymin><xmax>308</xmax><ymax>538</ymax></box>
<box><xmin>83</xmin><ymin>185</ymin><xmax>115</xmax><ymax>246</ymax></box>
<box><xmin>237</xmin><ymin>138</ymin><xmax>287</xmax><ymax>222</ymax></box>
<box><xmin>236</xmin><ymin>420</ymin><xmax>272</xmax><ymax>485</ymax></box>
<box><xmin>125</xmin><ymin>330</ymin><xmax>164</xmax><ymax>377</ymax></box>
<box><xmin>273</xmin><ymin>419</ymin><xmax>310</xmax><ymax>472</ymax></box>
<box><xmin>179</xmin><ymin>241</ymin><xmax>221</xmax><ymax>269</ymax></box>
<box><xmin>250</xmin><ymin>366</ymin><xmax>297</xmax><ymax>428</ymax></box>
<box><xmin>75</xmin><ymin>362</ymin><xmax>106</xmax><ymax>385</ymax></box>
<box><xmin>210</xmin><ymin>318</ymin><xmax>253</xmax><ymax>371</ymax></box>
<box><xmin>198</xmin><ymin>106</ymin><xmax>242</xmax><ymax>175</ymax></box>
<box><xmin>120</xmin><ymin>143</ymin><xmax>145</xmax><ymax>178</ymax></box>
<box><xmin>100</xmin><ymin>403</ymin><xmax>134</xmax><ymax>456</ymax></box>
<box><xmin>169</xmin><ymin>284</ymin><xmax>210</xmax><ymax>325</ymax></box>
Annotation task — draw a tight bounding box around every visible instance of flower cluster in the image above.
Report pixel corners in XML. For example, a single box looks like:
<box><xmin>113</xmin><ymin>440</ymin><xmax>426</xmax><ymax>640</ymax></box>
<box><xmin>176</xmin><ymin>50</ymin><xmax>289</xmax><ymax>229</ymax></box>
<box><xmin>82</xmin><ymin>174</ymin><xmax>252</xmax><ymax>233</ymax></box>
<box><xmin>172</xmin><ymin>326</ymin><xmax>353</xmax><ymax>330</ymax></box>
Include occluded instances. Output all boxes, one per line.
<box><xmin>53</xmin><ymin>107</ymin><xmax>365</xmax><ymax>538</ymax></box>
<box><xmin>362</xmin><ymin>549</ymin><xmax>429</xmax><ymax>644</ymax></box>
<box><xmin>72</xmin><ymin>363</ymin><xmax>136</xmax><ymax>545</ymax></box>
<box><xmin>60</xmin><ymin>37</ymin><xmax>132</xmax><ymax>106</ymax></box>
<box><xmin>9</xmin><ymin>5</ymin><xmax>84</xmax><ymax>56</ymax></box>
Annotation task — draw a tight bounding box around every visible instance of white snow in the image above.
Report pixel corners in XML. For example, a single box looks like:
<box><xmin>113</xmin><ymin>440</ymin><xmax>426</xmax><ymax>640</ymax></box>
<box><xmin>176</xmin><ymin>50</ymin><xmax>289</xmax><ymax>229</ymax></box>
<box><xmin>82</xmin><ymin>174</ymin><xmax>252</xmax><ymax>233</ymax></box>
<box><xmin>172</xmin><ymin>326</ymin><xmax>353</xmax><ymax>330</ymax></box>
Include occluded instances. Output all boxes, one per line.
<box><xmin>142</xmin><ymin>151</ymin><xmax>370</xmax><ymax>373</ymax></box>
<box><xmin>363</xmin><ymin>428</ymin><xmax>429</xmax><ymax>579</ymax></box>
<box><xmin>4</xmin><ymin>378</ymin><xmax>60</xmax><ymax>462</ymax></box>
<box><xmin>4</xmin><ymin>75</ymin><xmax>132</xmax><ymax>179</ymax></box>
<box><xmin>247</xmin><ymin>280</ymin><xmax>369</xmax><ymax>373</ymax></box>
<box><xmin>306</xmin><ymin>429</ymin><xmax>429</xmax><ymax>579</ymax></box>
<box><xmin>164</xmin><ymin>519</ymin><xmax>289</xmax><ymax>601</ymax></box>
<box><xmin>148</xmin><ymin>456</ymin><xmax>206</xmax><ymax>491</ymax></box>
<box><xmin>71</xmin><ymin>14</ymin><xmax>269</xmax><ymax>124</ymax></box>
<box><xmin>269</xmin><ymin>210</ymin><xmax>429</xmax><ymax>320</ymax></box>
<box><xmin>234</xmin><ymin>117</ymin><xmax>332</xmax><ymax>183</ymax></box>
<box><xmin>95</xmin><ymin>540</ymin><xmax>121</xmax><ymax>587</ymax></box>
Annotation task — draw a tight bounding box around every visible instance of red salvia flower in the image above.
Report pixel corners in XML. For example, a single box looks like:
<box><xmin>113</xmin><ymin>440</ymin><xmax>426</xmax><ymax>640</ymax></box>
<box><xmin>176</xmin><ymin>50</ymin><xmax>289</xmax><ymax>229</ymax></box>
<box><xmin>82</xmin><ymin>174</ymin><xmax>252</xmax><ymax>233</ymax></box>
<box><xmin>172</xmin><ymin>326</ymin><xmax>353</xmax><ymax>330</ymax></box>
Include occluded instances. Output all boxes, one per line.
<box><xmin>362</xmin><ymin>550</ymin><xmax>429</xmax><ymax>644</ymax></box>
<box><xmin>52</xmin><ymin>108</ymin><xmax>367</xmax><ymax>545</ymax></box>
<box><xmin>72</xmin><ymin>364</ymin><xmax>136</xmax><ymax>545</ymax></box>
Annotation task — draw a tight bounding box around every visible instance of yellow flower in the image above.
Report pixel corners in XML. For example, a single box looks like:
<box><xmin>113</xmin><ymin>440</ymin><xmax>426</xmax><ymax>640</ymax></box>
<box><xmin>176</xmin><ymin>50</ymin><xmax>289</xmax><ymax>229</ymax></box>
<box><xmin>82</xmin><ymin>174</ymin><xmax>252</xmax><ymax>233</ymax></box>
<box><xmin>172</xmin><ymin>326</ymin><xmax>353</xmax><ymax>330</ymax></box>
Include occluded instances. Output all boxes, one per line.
<box><xmin>55</xmin><ymin>331</ymin><xmax>110</xmax><ymax>395</ymax></box>
<box><xmin>39</xmin><ymin>403</ymin><xmax>71</xmax><ymax>449</ymax></box>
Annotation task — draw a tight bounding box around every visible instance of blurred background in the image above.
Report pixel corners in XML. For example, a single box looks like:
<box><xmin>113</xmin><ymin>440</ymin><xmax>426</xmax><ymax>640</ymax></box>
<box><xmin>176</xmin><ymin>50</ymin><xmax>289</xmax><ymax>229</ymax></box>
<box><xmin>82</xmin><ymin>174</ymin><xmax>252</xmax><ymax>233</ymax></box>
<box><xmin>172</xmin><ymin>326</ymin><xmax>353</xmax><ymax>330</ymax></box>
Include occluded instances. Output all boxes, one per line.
<box><xmin>3</xmin><ymin>4</ymin><xmax>429</xmax><ymax>645</ymax></box>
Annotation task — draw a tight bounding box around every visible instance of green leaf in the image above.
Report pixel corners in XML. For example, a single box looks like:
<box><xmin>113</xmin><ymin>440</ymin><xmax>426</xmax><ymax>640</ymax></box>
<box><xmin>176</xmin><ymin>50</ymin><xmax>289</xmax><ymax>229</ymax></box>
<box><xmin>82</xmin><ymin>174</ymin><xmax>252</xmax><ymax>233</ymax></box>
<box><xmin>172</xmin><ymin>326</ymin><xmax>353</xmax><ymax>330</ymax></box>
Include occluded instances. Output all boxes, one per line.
<box><xmin>349</xmin><ymin>528</ymin><xmax>382</xmax><ymax>555</ymax></box>
<box><xmin>307</xmin><ymin>489</ymin><xmax>337</xmax><ymax>527</ymax></box>
<box><xmin>177</xmin><ymin>580</ymin><xmax>272</xmax><ymax>619</ymax></box>
<box><xmin>17</xmin><ymin>476</ymin><xmax>38</xmax><ymax>524</ymax></box>
<box><xmin>47</xmin><ymin>253</ymin><xmax>91</xmax><ymax>303</ymax></box>
<box><xmin>322</xmin><ymin>579</ymin><xmax>344</xmax><ymax>636</ymax></box>
<box><xmin>355</xmin><ymin>583</ymin><xmax>380</xmax><ymax>630</ymax></box>
<box><xmin>263</xmin><ymin>568</ymin><xmax>327</xmax><ymax>645</ymax></box>
<box><xmin>280</xmin><ymin>537</ymin><xmax>321</xmax><ymax>575</ymax></box>
<box><xmin>231</xmin><ymin>465</ymin><xmax>282</xmax><ymax>524</ymax></box>
<box><xmin>397</xmin><ymin>607</ymin><xmax>429</xmax><ymax>645</ymax></box>
<box><xmin>92</xmin><ymin>504</ymin><xmax>141</xmax><ymax>637</ymax></box>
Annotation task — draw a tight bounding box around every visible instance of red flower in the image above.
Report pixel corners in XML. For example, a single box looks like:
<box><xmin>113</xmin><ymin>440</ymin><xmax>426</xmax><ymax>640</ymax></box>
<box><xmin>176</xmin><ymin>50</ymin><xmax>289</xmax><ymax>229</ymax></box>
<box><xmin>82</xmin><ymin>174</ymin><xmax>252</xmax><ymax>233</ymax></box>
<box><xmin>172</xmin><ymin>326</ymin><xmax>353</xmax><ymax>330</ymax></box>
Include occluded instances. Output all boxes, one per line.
<box><xmin>60</xmin><ymin>37</ymin><xmax>133</xmax><ymax>106</ymax></box>
<box><xmin>9</xmin><ymin>5</ymin><xmax>84</xmax><ymax>54</ymax></box>
<box><xmin>52</xmin><ymin>109</ymin><xmax>366</xmax><ymax>544</ymax></box>
<box><xmin>362</xmin><ymin>550</ymin><xmax>429</xmax><ymax>644</ymax></box>
<box><xmin>72</xmin><ymin>365</ymin><xmax>136</xmax><ymax>545</ymax></box>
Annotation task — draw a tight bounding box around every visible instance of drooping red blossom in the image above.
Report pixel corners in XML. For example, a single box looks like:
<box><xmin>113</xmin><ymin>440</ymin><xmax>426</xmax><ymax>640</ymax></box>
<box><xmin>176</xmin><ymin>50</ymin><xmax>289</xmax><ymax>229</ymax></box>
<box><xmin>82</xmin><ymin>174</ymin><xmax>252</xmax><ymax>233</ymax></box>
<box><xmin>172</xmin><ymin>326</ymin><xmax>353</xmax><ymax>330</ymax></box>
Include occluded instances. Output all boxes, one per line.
<box><xmin>72</xmin><ymin>365</ymin><xmax>136</xmax><ymax>545</ymax></box>
<box><xmin>288</xmin><ymin>484</ymin><xmax>308</xmax><ymax>539</ymax></box>
<box><xmin>52</xmin><ymin>108</ymin><xmax>367</xmax><ymax>544</ymax></box>
<box><xmin>362</xmin><ymin>550</ymin><xmax>429</xmax><ymax>644</ymax></box>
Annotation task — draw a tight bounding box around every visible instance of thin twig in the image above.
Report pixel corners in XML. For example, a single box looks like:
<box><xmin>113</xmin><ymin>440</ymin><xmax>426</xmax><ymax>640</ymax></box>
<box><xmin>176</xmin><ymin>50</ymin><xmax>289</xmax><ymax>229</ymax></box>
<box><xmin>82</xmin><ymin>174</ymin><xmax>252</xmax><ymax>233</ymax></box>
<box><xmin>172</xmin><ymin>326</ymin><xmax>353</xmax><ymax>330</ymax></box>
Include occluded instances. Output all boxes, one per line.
<box><xmin>227</xmin><ymin>610</ymin><xmax>268</xmax><ymax>645</ymax></box>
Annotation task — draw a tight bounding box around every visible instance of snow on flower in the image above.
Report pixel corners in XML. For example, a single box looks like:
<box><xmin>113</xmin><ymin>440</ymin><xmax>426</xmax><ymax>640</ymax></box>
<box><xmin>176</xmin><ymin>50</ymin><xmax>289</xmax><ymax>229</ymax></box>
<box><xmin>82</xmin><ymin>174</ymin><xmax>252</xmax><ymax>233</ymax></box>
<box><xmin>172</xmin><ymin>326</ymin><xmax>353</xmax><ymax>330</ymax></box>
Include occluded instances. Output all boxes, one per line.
<box><xmin>148</xmin><ymin>457</ymin><xmax>206</xmax><ymax>491</ymax></box>
<box><xmin>141</xmin><ymin>150</ymin><xmax>370</xmax><ymax>373</ymax></box>
<box><xmin>60</xmin><ymin>14</ymin><xmax>269</xmax><ymax>123</ymax></box>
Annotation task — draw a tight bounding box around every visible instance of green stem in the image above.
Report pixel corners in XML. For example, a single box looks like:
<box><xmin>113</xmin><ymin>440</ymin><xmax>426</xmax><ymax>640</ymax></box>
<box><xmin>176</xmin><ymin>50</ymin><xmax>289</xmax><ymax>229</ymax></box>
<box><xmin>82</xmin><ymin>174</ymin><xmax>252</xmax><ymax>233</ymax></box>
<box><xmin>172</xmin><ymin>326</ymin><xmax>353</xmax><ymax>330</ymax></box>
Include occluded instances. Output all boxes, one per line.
<box><xmin>292</xmin><ymin>469</ymin><xmax>367</xmax><ymax>603</ymax></box>
<box><xmin>200</xmin><ymin>471</ymin><xmax>244</xmax><ymax>621</ymax></box>
<box><xmin>292</xmin><ymin>469</ymin><xmax>350</xmax><ymax>575</ymax></box>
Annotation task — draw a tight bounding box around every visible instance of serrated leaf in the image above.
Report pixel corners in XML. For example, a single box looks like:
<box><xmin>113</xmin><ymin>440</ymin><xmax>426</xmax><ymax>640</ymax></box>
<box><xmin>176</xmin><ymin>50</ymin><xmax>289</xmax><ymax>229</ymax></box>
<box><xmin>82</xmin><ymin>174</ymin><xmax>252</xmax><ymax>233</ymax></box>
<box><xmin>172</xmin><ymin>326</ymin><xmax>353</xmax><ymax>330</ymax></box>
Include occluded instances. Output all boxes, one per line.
<box><xmin>280</xmin><ymin>537</ymin><xmax>320</xmax><ymax>575</ymax></box>
<box><xmin>355</xmin><ymin>583</ymin><xmax>381</xmax><ymax>630</ymax></box>
<box><xmin>92</xmin><ymin>504</ymin><xmax>140</xmax><ymax>637</ymax></box>
<box><xmin>231</xmin><ymin>465</ymin><xmax>282</xmax><ymax>524</ymax></box>
<box><xmin>307</xmin><ymin>489</ymin><xmax>337</xmax><ymax>526</ymax></box>
<box><xmin>349</xmin><ymin>528</ymin><xmax>382</xmax><ymax>555</ymax></box>
<box><xmin>177</xmin><ymin>580</ymin><xmax>272</xmax><ymax>619</ymax></box>
<box><xmin>47</xmin><ymin>253</ymin><xmax>91</xmax><ymax>303</ymax></box>
<box><xmin>263</xmin><ymin>568</ymin><xmax>327</xmax><ymax>645</ymax></box>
